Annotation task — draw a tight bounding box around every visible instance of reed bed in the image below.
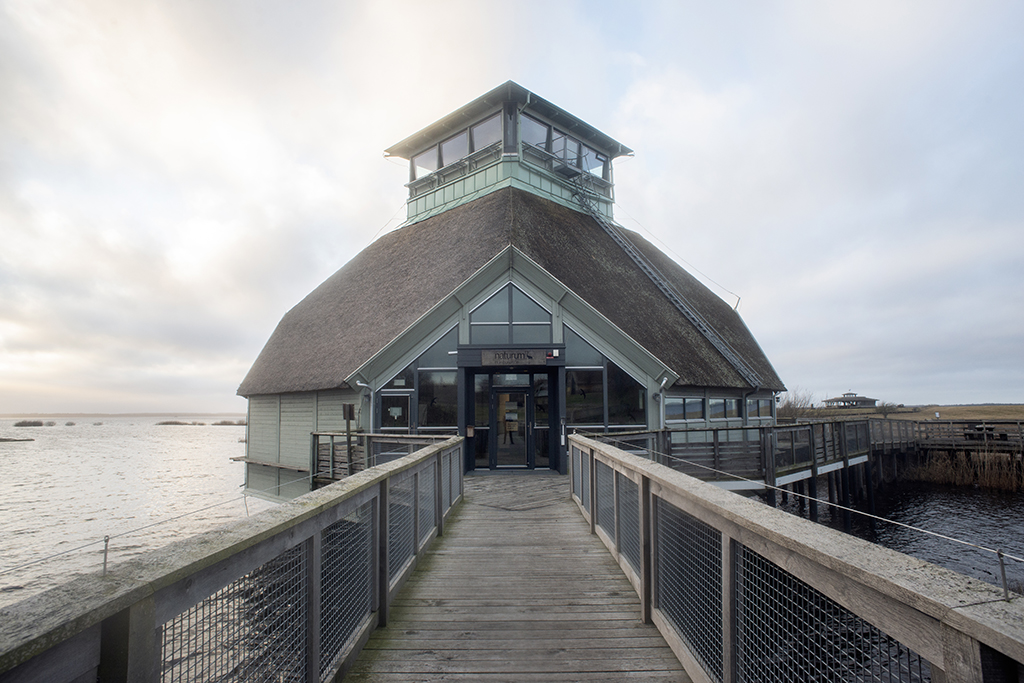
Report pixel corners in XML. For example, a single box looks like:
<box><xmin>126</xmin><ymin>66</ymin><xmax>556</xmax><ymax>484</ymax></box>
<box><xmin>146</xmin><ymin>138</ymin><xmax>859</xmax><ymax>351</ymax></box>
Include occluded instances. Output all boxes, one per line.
<box><xmin>904</xmin><ymin>450</ymin><xmax>1024</xmax><ymax>492</ymax></box>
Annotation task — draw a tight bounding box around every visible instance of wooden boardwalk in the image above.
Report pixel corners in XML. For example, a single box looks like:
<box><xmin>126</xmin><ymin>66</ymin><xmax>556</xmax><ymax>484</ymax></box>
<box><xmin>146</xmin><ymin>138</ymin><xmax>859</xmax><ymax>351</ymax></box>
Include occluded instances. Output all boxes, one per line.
<box><xmin>347</xmin><ymin>472</ymin><xmax>691</xmax><ymax>682</ymax></box>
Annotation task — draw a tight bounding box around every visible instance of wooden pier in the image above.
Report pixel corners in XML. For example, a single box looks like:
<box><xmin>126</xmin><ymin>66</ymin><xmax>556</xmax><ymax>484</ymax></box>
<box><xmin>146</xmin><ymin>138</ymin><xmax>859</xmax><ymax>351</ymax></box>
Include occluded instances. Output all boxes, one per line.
<box><xmin>347</xmin><ymin>473</ymin><xmax>690</xmax><ymax>682</ymax></box>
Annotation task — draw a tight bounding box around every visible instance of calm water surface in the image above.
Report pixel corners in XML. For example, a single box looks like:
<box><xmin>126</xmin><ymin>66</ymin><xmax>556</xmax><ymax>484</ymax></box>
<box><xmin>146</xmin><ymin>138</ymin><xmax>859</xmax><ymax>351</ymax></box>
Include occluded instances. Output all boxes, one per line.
<box><xmin>784</xmin><ymin>480</ymin><xmax>1024</xmax><ymax>592</ymax></box>
<box><xmin>0</xmin><ymin>416</ymin><xmax>276</xmax><ymax>607</ymax></box>
<box><xmin>3</xmin><ymin>419</ymin><xmax>1022</xmax><ymax>608</ymax></box>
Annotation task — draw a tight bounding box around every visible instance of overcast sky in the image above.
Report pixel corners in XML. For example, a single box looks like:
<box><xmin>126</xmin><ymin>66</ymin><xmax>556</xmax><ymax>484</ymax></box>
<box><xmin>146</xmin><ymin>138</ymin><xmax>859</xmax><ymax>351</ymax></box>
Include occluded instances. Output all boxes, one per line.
<box><xmin>1</xmin><ymin>0</ymin><xmax>1022</xmax><ymax>414</ymax></box>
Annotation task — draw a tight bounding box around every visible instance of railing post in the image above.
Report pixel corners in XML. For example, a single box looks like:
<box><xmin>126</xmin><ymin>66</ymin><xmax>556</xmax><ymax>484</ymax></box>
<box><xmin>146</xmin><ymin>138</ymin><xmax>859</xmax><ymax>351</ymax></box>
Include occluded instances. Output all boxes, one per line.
<box><xmin>639</xmin><ymin>474</ymin><xmax>653</xmax><ymax>624</ymax></box>
<box><xmin>764</xmin><ymin>427</ymin><xmax>777</xmax><ymax>507</ymax></box>
<box><xmin>435</xmin><ymin>449</ymin><xmax>444</xmax><ymax>537</ymax></box>
<box><xmin>100</xmin><ymin>596</ymin><xmax>160</xmax><ymax>683</ymax></box>
<box><xmin>939</xmin><ymin>623</ymin><xmax>984</xmax><ymax>683</ymax></box>
<box><xmin>808</xmin><ymin>425</ymin><xmax>819</xmax><ymax>522</ymax></box>
<box><xmin>612</xmin><ymin>469</ymin><xmax>621</xmax><ymax>553</ymax></box>
<box><xmin>305</xmin><ymin>533</ymin><xmax>322</xmax><ymax>683</ymax></box>
<box><xmin>839</xmin><ymin>422</ymin><xmax>852</xmax><ymax>531</ymax></box>
<box><xmin>310</xmin><ymin>433</ymin><xmax>318</xmax><ymax>489</ymax></box>
<box><xmin>589</xmin><ymin>449</ymin><xmax>597</xmax><ymax>535</ymax></box>
<box><xmin>721</xmin><ymin>534</ymin><xmax>735</xmax><ymax>683</ymax></box>
<box><xmin>376</xmin><ymin>479</ymin><xmax>390</xmax><ymax>628</ymax></box>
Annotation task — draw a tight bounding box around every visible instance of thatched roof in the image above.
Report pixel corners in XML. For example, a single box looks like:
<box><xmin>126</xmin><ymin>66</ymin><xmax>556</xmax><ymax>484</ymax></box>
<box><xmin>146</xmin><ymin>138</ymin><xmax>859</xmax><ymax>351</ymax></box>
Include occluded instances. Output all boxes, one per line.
<box><xmin>238</xmin><ymin>188</ymin><xmax>784</xmax><ymax>396</ymax></box>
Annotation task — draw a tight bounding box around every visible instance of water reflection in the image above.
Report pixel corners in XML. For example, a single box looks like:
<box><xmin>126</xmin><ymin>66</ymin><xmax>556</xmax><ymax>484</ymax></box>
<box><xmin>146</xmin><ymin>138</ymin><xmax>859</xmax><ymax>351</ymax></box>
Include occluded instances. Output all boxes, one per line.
<box><xmin>779</xmin><ymin>480</ymin><xmax>1024</xmax><ymax>592</ymax></box>
<box><xmin>0</xmin><ymin>416</ymin><xmax>277</xmax><ymax>607</ymax></box>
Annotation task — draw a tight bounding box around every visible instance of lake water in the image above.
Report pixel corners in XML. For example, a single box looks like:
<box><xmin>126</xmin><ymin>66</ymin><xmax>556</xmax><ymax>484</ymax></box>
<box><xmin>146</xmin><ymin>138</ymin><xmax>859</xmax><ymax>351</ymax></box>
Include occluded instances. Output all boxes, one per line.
<box><xmin>3</xmin><ymin>418</ymin><xmax>1022</xmax><ymax>610</ymax></box>
<box><xmin>0</xmin><ymin>415</ymin><xmax>276</xmax><ymax>608</ymax></box>
<box><xmin>781</xmin><ymin>479</ymin><xmax>1024</xmax><ymax>593</ymax></box>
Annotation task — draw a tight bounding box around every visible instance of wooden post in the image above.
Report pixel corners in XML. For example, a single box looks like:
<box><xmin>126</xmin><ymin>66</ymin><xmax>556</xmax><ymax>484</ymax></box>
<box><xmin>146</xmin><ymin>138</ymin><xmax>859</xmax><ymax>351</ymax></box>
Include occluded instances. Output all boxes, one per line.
<box><xmin>764</xmin><ymin>427</ymin><xmax>777</xmax><ymax>507</ymax></box>
<box><xmin>328</xmin><ymin>435</ymin><xmax>335</xmax><ymax>479</ymax></box>
<box><xmin>839</xmin><ymin>422</ymin><xmax>852</xmax><ymax>531</ymax></box>
<box><xmin>639</xmin><ymin>475</ymin><xmax>653</xmax><ymax>624</ymax></box>
<box><xmin>808</xmin><ymin>424</ymin><xmax>819</xmax><ymax>522</ymax></box>
<box><xmin>588</xmin><ymin>449</ymin><xmax>597</xmax><ymax>534</ymax></box>
<box><xmin>344</xmin><ymin>403</ymin><xmax>355</xmax><ymax>476</ymax></box>
<box><xmin>721</xmin><ymin>535</ymin><xmax>735</xmax><ymax>683</ymax></box>
<box><xmin>713</xmin><ymin>429</ymin><xmax>721</xmax><ymax>473</ymax></box>
<box><xmin>376</xmin><ymin>480</ymin><xmax>390</xmax><ymax>627</ymax></box>
<box><xmin>435</xmin><ymin>449</ymin><xmax>444</xmax><ymax>538</ymax></box>
<box><xmin>305</xmin><ymin>533</ymin><xmax>322</xmax><ymax>683</ymax></box>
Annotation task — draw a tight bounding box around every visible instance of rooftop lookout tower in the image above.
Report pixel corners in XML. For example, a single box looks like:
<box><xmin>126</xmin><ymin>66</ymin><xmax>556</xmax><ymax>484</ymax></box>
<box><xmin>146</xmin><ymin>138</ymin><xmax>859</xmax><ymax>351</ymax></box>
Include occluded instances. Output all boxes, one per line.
<box><xmin>385</xmin><ymin>81</ymin><xmax>632</xmax><ymax>224</ymax></box>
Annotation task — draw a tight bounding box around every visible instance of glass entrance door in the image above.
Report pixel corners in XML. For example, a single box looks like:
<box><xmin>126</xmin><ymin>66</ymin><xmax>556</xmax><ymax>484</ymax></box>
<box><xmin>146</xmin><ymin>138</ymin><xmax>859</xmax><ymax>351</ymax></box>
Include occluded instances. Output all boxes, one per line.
<box><xmin>492</xmin><ymin>388</ymin><xmax>532</xmax><ymax>468</ymax></box>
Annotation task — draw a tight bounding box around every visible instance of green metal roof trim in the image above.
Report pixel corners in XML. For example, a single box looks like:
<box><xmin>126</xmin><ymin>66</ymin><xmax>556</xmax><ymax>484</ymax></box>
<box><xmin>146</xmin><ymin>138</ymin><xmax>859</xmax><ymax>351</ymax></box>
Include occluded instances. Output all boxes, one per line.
<box><xmin>237</xmin><ymin>187</ymin><xmax>784</xmax><ymax>396</ymax></box>
<box><xmin>384</xmin><ymin>81</ymin><xmax>633</xmax><ymax>161</ymax></box>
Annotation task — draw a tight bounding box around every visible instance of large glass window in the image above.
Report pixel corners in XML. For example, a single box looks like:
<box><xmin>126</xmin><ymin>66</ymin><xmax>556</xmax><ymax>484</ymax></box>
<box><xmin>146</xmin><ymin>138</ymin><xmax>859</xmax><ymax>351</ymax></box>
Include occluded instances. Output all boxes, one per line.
<box><xmin>551</xmin><ymin>130</ymin><xmax>580</xmax><ymax>167</ymax></box>
<box><xmin>469</xmin><ymin>284</ymin><xmax>551</xmax><ymax>345</ymax></box>
<box><xmin>665</xmin><ymin>397</ymin><xmax>704</xmax><ymax>422</ymax></box>
<box><xmin>746</xmin><ymin>398</ymin><xmax>773</xmax><ymax>419</ymax></box>
<box><xmin>413</xmin><ymin>147</ymin><xmax>438</xmax><ymax>180</ymax></box>
<box><xmin>412</xmin><ymin>113</ymin><xmax>504</xmax><ymax>181</ymax></box>
<box><xmin>709</xmin><ymin>398</ymin><xmax>740</xmax><ymax>420</ymax></box>
<box><xmin>565</xmin><ymin>325</ymin><xmax>648</xmax><ymax>430</ymax></box>
<box><xmin>566</xmin><ymin>369</ymin><xmax>603</xmax><ymax>426</ymax></box>
<box><xmin>581</xmin><ymin>145</ymin><xmax>607</xmax><ymax>178</ymax></box>
<box><xmin>418</xmin><ymin>371</ymin><xmax>457</xmax><ymax>427</ymax></box>
<box><xmin>381</xmin><ymin>394</ymin><xmax>410</xmax><ymax>431</ymax></box>
<box><xmin>607</xmin><ymin>362</ymin><xmax>645</xmax><ymax>425</ymax></box>
<box><xmin>521</xmin><ymin>114</ymin><xmax>549</xmax><ymax>150</ymax></box>
<box><xmin>418</xmin><ymin>327</ymin><xmax>457</xmax><ymax>368</ymax></box>
<box><xmin>564</xmin><ymin>326</ymin><xmax>603</xmax><ymax>367</ymax></box>
<box><xmin>440</xmin><ymin>131</ymin><xmax>469</xmax><ymax>167</ymax></box>
<box><xmin>471</xmin><ymin>114</ymin><xmax>501</xmax><ymax>150</ymax></box>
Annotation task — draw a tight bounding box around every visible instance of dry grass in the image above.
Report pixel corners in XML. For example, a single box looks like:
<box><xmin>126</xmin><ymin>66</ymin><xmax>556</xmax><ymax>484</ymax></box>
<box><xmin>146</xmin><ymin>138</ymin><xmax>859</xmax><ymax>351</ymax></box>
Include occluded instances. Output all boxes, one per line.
<box><xmin>904</xmin><ymin>451</ymin><xmax>1023</xmax><ymax>492</ymax></box>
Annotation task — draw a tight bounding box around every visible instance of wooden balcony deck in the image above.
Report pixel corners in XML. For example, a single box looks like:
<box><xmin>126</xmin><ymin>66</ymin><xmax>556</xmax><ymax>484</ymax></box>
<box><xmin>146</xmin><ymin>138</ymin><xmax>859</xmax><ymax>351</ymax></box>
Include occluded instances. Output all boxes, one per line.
<box><xmin>347</xmin><ymin>472</ymin><xmax>690</xmax><ymax>682</ymax></box>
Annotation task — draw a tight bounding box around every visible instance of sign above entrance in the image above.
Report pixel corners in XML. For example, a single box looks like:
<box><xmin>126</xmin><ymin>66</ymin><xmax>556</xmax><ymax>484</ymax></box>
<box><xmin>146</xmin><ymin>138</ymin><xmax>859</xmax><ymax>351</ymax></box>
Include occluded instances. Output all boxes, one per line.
<box><xmin>482</xmin><ymin>349</ymin><xmax>548</xmax><ymax>366</ymax></box>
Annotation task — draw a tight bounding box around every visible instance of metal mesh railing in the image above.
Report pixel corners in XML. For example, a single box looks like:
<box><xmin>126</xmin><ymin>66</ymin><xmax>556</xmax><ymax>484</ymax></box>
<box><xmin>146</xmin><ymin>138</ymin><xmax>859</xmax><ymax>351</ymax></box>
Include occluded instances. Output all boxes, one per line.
<box><xmin>319</xmin><ymin>501</ymin><xmax>374</xmax><ymax>682</ymax></box>
<box><xmin>418</xmin><ymin>462</ymin><xmax>436</xmax><ymax>547</ymax></box>
<box><xmin>655</xmin><ymin>496</ymin><xmax>723</xmax><ymax>683</ymax></box>
<box><xmin>617</xmin><ymin>472</ymin><xmax>641</xmax><ymax>574</ymax></box>
<box><xmin>388</xmin><ymin>471</ymin><xmax>415</xmax><ymax>583</ymax></box>
<box><xmin>161</xmin><ymin>543</ymin><xmax>308</xmax><ymax>683</ymax></box>
<box><xmin>735</xmin><ymin>544</ymin><xmax>931</xmax><ymax>682</ymax></box>
<box><xmin>595</xmin><ymin>460</ymin><xmax>615</xmax><ymax>539</ymax></box>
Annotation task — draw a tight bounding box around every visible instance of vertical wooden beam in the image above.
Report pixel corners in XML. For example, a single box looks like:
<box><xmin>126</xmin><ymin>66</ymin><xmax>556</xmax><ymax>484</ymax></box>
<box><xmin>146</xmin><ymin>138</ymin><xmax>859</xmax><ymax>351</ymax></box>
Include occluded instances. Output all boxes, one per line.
<box><xmin>305</xmin><ymin>533</ymin><xmax>322</xmax><ymax>683</ymax></box>
<box><xmin>840</xmin><ymin>422</ymin><xmax>852</xmax><ymax>531</ymax></box>
<box><xmin>808</xmin><ymin>424</ymin><xmax>819</xmax><ymax>522</ymax></box>
<box><xmin>588</xmin><ymin>449</ymin><xmax>597</xmax><ymax>535</ymax></box>
<box><xmin>613</xmin><ymin>469</ymin><xmax>621</xmax><ymax>553</ymax></box>
<box><xmin>99</xmin><ymin>596</ymin><xmax>160</xmax><ymax>683</ymax></box>
<box><xmin>435</xmin><ymin>450</ymin><xmax>444</xmax><ymax>537</ymax></box>
<box><xmin>639</xmin><ymin>475</ymin><xmax>653</xmax><ymax>624</ymax></box>
<box><xmin>939</xmin><ymin>623</ymin><xmax>984</xmax><ymax>683</ymax></box>
<box><xmin>721</xmin><ymin>535</ymin><xmax>735</xmax><ymax>683</ymax></box>
<box><xmin>764</xmin><ymin>427</ymin><xmax>777</xmax><ymax>507</ymax></box>
<box><xmin>376</xmin><ymin>480</ymin><xmax>390</xmax><ymax>628</ymax></box>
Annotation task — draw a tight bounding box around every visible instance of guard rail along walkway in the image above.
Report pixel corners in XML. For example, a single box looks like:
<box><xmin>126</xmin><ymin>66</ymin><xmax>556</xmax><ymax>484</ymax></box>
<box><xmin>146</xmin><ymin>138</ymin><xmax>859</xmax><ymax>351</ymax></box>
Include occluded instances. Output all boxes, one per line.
<box><xmin>568</xmin><ymin>433</ymin><xmax>1024</xmax><ymax>683</ymax></box>
<box><xmin>0</xmin><ymin>437</ymin><xmax>464</xmax><ymax>683</ymax></box>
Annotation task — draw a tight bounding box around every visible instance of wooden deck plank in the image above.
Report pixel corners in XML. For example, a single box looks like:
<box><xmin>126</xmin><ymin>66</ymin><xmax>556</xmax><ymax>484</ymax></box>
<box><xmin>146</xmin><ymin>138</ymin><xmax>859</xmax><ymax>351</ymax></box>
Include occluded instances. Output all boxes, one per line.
<box><xmin>350</xmin><ymin>472</ymin><xmax>691</xmax><ymax>682</ymax></box>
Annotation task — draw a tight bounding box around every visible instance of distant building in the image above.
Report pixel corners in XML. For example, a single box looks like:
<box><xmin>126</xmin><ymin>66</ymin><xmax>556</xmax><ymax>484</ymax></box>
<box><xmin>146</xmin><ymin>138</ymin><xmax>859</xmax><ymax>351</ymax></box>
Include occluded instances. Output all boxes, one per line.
<box><xmin>822</xmin><ymin>392</ymin><xmax>878</xmax><ymax>409</ymax></box>
<box><xmin>237</xmin><ymin>81</ymin><xmax>785</xmax><ymax>500</ymax></box>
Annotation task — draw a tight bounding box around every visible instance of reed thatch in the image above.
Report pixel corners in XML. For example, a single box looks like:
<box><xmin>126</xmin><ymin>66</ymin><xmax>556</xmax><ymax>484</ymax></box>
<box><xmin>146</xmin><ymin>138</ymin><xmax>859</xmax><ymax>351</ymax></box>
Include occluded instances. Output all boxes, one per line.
<box><xmin>238</xmin><ymin>188</ymin><xmax>784</xmax><ymax>397</ymax></box>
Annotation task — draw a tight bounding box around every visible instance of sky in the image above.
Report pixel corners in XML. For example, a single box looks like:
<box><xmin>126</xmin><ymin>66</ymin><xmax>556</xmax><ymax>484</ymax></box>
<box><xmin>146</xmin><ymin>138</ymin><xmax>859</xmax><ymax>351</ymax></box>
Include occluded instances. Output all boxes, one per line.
<box><xmin>1</xmin><ymin>0</ymin><xmax>1022</xmax><ymax>414</ymax></box>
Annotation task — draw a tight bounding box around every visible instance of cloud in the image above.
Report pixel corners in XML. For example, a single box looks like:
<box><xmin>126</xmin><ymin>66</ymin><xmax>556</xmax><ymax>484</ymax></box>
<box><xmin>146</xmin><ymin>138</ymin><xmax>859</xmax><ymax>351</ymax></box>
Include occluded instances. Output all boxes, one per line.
<box><xmin>1</xmin><ymin>0</ymin><xmax>1022</xmax><ymax>411</ymax></box>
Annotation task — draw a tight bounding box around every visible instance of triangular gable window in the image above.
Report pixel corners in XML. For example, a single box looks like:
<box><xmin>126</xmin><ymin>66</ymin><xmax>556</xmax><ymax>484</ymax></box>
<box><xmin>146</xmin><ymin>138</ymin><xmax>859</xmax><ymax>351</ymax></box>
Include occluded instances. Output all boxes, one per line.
<box><xmin>469</xmin><ymin>285</ymin><xmax>551</xmax><ymax>345</ymax></box>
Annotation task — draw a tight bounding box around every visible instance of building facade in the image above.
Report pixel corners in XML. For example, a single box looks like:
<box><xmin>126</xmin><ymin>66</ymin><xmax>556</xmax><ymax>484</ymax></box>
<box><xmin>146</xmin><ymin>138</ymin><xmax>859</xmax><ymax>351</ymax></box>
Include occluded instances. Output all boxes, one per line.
<box><xmin>238</xmin><ymin>82</ymin><xmax>785</xmax><ymax>500</ymax></box>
